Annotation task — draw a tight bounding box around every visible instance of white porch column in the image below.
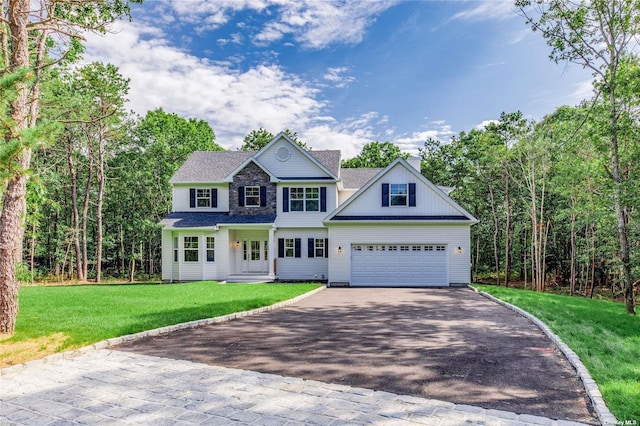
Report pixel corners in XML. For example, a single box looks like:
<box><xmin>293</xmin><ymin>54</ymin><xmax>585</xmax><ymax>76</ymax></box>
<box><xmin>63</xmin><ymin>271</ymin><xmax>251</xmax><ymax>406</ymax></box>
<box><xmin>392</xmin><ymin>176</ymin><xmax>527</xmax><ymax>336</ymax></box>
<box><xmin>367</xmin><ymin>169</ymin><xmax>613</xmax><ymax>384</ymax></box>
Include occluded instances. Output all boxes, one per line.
<box><xmin>269</xmin><ymin>226</ymin><xmax>276</xmax><ymax>277</ymax></box>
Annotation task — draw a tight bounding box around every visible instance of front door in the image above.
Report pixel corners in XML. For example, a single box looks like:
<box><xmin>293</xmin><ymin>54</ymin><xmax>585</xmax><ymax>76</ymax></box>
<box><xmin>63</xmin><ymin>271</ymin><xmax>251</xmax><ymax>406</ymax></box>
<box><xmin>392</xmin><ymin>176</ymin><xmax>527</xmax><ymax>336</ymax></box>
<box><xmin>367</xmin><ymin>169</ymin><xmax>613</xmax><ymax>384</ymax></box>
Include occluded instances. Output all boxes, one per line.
<box><xmin>243</xmin><ymin>240</ymin><xmax>268</xmax><ymax>273</ymax></box>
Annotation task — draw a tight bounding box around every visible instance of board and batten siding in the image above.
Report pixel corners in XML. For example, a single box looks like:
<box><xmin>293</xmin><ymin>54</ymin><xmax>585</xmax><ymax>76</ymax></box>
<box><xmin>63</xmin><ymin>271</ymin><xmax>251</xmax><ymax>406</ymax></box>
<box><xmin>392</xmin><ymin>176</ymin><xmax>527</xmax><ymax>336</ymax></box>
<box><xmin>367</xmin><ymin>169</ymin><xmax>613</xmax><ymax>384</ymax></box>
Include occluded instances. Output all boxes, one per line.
<box><xmin>339</xmin><ymin>165</ymin><xmax>461</xmax><ymax>217</ymax></box>
<box><xmin>172</xmin><ymin>184</ymin><xmax>229</xmax><ymax>212</ymax></box>
<box><xmin>327</xmin><ymin>224</ymin><xmax>471</xmax><ymax>285</ymax></box>
<box><xmin>275</xmin><ymin>229</ymin><xmax>329</xmax><ymax>281</ymax></box>
<box><xmin>257</xmin><ymin>140</ymin><xmax>332</xmax><ymax>179</ymax></box>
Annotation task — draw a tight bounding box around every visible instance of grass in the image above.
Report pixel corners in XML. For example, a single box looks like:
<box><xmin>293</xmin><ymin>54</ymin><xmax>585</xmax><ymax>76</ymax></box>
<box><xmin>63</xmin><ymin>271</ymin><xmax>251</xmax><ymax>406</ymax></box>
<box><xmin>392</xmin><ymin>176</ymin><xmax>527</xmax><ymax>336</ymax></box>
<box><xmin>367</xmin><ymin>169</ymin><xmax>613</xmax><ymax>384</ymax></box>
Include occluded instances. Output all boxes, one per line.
<box><xmin>474</xmin><ymin>284</ymin><xmax>640</xmax><ymax>422</ymax></box>
<box><xmin>1</xmin><ymin>281</ymin><xmax>320</xmax><ymax>368</ymax></box>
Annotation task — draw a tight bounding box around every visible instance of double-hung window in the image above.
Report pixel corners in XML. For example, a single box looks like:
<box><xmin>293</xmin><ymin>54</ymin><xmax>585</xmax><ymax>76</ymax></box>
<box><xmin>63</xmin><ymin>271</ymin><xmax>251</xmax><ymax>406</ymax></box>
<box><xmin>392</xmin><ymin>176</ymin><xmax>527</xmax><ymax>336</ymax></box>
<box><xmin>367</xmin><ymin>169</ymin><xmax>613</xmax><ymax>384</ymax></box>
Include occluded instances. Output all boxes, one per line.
<box><xmin>308</xmin><ymin>238</ymin><xmax>328</xmax><ymax>258</ymax></box>
<box><xmin>244</xmin><ymin>186</ymin><xmax>260</xmax><ymax>207</ymax></box>
<box><xmin>390</xmin><ymin>184</ymin><xmax>408</xmax><ymax>206</ymax></box>
<box><xmin>289</xmin><ymin>187</ymin><xmax>319</xmax><ymax>211</ymax></box>
<box><xmin>285</xmin><ymin>238</ymin><xmax>295</xmax><ymax>257</ymax></box>
<box><xmin>196</xmin><ymin>189</ymin><xmax>211</xmax><ymax>207</ymax></box>
<box><xmin>184</xmin><ymin>236</ymin><xmax>199</xmax><ymax>262</ymax></box>
<box><xmin>173</xmin><ymin>237</ymin><xmax>178</xmax><ymax>262</ymax></box>
<box><xmin>206</xmin><ymin>237</ymin><xmax>215</xmax><ymax>262</ymax></box>
<box><xmin>382</xmin><ymin>183</ymin><xmax>415</xmax><ymax>207</ymax></box>
<box><xmin>315</xmin><ymin>239</ymin><xmax>325</xmax><ymax>257</ymax></box>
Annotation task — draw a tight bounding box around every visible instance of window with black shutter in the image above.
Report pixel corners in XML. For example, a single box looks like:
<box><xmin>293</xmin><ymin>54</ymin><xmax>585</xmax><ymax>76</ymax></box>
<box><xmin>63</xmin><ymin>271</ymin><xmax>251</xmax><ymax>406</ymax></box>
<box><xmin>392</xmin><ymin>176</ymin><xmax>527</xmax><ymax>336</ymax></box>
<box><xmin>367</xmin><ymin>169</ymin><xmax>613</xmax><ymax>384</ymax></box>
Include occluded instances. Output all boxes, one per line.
<box><xmin>382</xmin><ymin>183</ymin><xmax>389</xmax><ymax>207</ymax></box>
<box><xmin>408</xmin><ymin>183</ymin><xmax>416</xmax><ymax>207</ymax></box>
<box><xmin>238</xmin><ymin>186</ymin><xmax>245</xmax><ymax>207</ymax></box>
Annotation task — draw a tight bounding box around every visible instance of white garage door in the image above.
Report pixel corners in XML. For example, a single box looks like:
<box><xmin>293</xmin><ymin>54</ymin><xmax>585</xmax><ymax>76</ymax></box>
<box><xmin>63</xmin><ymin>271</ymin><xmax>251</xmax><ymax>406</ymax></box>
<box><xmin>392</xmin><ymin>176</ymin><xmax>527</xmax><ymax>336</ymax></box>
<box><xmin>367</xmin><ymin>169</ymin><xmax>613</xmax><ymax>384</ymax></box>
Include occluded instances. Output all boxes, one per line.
<box><xmin>350</xmin><ymin>244</ymin><xmax>448</xmax><ymax>287</ymax></box>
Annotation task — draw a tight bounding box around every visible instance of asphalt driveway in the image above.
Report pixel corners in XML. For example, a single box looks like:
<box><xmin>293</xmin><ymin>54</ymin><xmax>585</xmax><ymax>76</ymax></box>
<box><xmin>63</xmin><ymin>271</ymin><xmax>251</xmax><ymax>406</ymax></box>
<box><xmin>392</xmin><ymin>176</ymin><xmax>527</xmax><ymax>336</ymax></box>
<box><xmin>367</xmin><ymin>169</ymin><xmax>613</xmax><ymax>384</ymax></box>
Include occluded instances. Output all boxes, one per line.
<box><xmin>116</xmin><ymin>287</ymin><xmax>597</xmax><ymax>424</ymax></box>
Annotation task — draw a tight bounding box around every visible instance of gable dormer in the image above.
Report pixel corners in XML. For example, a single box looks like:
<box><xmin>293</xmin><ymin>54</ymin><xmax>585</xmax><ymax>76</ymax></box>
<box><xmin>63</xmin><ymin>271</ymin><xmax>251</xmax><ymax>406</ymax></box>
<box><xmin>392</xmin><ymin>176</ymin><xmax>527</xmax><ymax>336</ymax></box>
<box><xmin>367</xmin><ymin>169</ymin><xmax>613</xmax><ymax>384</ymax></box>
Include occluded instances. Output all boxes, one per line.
<box><xmin>327</xmin><ymin>158</ymin><xmax>477</xmax><ymax>222</ymax></box>
<box><xmin>254</xmin><ymin>133</ymin><xmax>338</xmax><ymax>180</ymax></box>
<box><xmin>228</xmin><ymin>160</ymin><xmax>277</xmax><ymax>216</ymax></box>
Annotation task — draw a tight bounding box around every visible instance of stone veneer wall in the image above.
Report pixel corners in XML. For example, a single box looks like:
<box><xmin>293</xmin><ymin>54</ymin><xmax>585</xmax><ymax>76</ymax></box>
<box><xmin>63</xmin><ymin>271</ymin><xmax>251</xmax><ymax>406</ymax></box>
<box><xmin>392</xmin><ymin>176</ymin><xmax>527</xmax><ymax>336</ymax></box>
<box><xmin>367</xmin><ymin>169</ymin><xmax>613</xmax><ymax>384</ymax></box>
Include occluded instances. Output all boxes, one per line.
<box><xmin>229</xmin><ymin>162</ymin><xmax>277</xmax><ymax>216</ymax></box>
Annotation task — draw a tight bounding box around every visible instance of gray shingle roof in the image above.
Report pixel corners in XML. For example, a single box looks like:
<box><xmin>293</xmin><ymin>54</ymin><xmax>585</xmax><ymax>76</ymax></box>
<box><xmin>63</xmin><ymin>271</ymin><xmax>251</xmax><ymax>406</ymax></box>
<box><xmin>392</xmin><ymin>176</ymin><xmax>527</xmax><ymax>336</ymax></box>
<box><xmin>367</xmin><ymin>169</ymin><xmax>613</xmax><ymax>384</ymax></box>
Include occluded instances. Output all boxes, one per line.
<box><xmin>160</xmin><ymin>212</ymin><xmax>276</xmax><ymax>228</ymax></box>
<box><xmin>340</xmin><ymin>168</ymin><xmax>383</xmax><ymax>189</ymax></box>
<box><xmin>169</xmin><ymin>149</ymin><xmax>342</xmax><ymax>183</ymax></box>
<box><xmin>308</xmin><ymin>150</ymin><xmax>341</xmax><ymax>177</ymax></box>
<box><xmin>169</xmin><ymin>151</ymin><xmax>253</xmax><ymax>183</ymax></box>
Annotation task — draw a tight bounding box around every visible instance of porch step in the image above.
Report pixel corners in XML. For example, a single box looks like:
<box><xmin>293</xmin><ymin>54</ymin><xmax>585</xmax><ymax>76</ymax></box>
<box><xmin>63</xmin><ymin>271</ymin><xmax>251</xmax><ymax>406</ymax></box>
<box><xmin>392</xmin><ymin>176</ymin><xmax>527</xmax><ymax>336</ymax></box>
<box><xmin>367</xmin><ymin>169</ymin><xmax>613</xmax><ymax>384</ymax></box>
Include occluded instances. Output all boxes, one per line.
<box><xmin>225</xmin><ymin>274</ymin><xmax>275</xmax><ymax>283</ymax></box>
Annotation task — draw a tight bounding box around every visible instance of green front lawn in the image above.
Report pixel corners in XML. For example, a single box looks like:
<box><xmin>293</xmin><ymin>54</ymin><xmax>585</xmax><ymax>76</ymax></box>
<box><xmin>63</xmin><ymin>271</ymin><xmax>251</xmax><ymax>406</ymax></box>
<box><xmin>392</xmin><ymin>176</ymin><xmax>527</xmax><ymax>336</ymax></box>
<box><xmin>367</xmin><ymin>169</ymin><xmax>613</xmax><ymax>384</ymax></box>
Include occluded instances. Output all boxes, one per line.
<box><xmin>2</xmin><ymin>282</ymin><xmax>320</xmax><ymax>366</ymax></box>
<box><xmin>474</xmin><ymin>284</ymin><xmax>640</xmax><ymax>422</ymax></box>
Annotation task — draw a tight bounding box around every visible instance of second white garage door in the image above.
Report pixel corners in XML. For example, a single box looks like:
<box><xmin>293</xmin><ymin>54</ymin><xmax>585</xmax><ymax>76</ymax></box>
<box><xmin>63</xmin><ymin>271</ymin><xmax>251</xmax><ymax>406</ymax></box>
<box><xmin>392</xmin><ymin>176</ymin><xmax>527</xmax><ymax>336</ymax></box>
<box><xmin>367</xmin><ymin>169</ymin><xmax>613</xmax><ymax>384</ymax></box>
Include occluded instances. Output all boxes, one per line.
<box><xmin>350</xmin><ymin>244</ymin><xmax>448</xmax><ymax>287</ymax></box>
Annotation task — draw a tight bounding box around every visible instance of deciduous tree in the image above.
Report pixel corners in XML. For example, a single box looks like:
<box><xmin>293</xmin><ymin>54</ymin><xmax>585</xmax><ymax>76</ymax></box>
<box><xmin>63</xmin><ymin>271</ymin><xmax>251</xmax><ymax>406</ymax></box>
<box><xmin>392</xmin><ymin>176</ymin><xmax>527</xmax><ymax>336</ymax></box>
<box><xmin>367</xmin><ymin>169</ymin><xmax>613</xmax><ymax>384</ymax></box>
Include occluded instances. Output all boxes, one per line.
<box><xmin>0</xmin><ymin>0</ymin><xmax>141</xmax><ymax>334</ymax></box>
<box><xmin>516</xmin><ymin>0</ymin><xmax>639</xmax><ymax>313</ymax></box>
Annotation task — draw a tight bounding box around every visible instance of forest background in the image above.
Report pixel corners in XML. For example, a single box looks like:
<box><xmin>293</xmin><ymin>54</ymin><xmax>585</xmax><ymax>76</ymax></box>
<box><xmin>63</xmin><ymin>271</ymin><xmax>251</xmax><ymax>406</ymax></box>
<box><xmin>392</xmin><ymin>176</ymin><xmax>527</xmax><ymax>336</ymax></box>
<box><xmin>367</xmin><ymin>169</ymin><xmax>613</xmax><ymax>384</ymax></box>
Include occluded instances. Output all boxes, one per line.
<box><xmin>1</xmin><ymin>0</ymin><xmax>638</xmax><ymax>336</ymax></box>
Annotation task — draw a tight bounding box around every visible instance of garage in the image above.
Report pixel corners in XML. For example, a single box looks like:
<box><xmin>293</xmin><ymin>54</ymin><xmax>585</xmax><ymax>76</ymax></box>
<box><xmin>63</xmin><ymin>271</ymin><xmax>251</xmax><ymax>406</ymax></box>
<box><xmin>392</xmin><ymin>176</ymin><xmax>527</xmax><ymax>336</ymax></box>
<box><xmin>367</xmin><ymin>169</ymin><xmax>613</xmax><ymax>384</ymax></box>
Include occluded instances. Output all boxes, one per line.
<box><xmin>350</xmin><ymin>243</ymin><xmax>448</xmax><ymax>287</ymax></box>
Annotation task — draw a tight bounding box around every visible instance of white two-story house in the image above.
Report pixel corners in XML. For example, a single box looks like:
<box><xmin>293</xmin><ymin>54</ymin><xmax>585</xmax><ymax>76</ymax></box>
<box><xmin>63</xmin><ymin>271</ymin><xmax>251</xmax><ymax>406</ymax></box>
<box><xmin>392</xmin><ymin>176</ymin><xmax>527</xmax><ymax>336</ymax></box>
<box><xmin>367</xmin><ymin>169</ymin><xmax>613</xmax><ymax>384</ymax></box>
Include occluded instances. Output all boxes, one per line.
<box><xmin>160</xmin><ymin>133</ymin><xmax>477</xmax><ymax>286</ymax></box>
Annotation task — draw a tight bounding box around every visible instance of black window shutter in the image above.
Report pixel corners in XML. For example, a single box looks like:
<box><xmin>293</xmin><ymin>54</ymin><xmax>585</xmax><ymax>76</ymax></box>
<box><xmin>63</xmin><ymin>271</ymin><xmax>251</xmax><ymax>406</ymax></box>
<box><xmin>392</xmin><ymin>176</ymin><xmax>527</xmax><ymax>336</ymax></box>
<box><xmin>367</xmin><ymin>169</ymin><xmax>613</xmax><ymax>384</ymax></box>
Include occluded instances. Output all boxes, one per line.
<box><xmin>294</xmin><ymin>238</ymin><xmax>301</xmax><ymax>258</ymax></box>
<box><xmin>409</xmin><ymin>183</ymin><xmax>416</xmax><ymax>207</ymax></box>
<box><xmin>308</xmin><ymin>238</ymin><xmax>315</xmax><ymax>258</ymax></box>
<box><xmin>278</xmin><ymin>238</ymin><xmax>285</xmax><ymax>258</ymax></box>
<box><xmin>320</xmin><ymin>187</ymin><xmax>327</xmax><ymax>212</ymax></box>
<box><xmin>211</xmin><ymin>188</ymin><xmax>218</xmax><ymax>208</ymax></box>
<box><xmin>324</xmin><ymin>238</ymin><xmax>329</xmax><ymax>258</ymax></box>
<box><xmin>238</xmin><ymin>186</ymin><xmax>245</xmax><ymax>207</ymax></box>
<box><xmin>282</xmin><ymin>187</ymin><xmax>289</xmax><ymax>212</ymax></box>
<box><xmin>260</xmin><ymin>186</ymin><xmax>267</xmax><ymax>207</ymax></box>
<box><xmin>190</xmin><ymin>188</ymin><xmax>196</xmax><ymax>208</ymax></box>
<box><xmin>382</xmin><ymin>183</ymin><xmax>389</xmax><ymax>207</ymax></box>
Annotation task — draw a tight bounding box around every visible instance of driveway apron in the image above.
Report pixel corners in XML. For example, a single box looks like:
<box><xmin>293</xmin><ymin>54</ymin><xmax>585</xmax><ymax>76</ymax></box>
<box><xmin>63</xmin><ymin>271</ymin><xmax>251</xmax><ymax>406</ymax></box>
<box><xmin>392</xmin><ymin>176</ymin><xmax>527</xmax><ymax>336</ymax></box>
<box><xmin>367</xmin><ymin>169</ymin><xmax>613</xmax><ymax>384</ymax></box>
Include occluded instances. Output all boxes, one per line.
<box><xmin>117</xmin><ymin>288</ymin><xmax>597</xmax><ymax>424</ymax></box>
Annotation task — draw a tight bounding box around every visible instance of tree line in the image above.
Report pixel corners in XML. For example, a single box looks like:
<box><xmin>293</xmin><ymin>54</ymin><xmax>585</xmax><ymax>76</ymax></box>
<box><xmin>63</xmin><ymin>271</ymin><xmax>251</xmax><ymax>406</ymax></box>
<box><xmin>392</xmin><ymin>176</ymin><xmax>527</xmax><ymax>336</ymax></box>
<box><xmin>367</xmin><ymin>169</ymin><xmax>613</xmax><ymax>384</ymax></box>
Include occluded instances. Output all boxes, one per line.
<box><xmin>2</xmin><ymin>0</ymin><xmax>637</xmax><ymax>334</ymax></box>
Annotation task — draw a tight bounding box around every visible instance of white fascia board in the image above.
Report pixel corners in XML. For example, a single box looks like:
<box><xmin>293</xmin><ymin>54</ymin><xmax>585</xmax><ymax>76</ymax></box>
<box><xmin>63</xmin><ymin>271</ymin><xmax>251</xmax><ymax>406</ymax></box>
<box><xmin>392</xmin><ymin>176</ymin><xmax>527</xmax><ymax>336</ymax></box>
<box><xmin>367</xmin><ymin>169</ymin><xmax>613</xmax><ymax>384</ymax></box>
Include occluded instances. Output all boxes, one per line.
<box><xmin>223</xmin><ymin>157</ymin><xmax>280</xmax><ymax>183</ymax></box>
<box><xmin>254</xmin><ymin>133</ymin><xmax>339</xmax><ymax>180</ymax></box>
<box><xmin>325</xmin><ymin>157</ymin><xmax>478</xmax><ymax>223</ymax></box>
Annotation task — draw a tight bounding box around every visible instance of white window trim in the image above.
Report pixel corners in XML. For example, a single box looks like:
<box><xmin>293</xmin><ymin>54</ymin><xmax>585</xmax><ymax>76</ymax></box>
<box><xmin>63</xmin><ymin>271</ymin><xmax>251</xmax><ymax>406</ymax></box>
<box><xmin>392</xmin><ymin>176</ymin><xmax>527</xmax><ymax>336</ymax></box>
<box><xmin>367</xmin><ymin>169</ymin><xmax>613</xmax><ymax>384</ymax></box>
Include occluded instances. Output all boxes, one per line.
<box><xmin>206</xmin><ymin>237</ymin><xmax>215</xmax><ymax>262</ymax></box>
<box><xmin>389</xmin><ymin>183</ymin><xmax>408</xmax><ymax>207</ymax></box>
<box><xmin>289</xmin><ymin>187</ymin><xmax>320</xmax><ymax>212</ymax></box>
<box><xmin>314</xmin><ymin>238</ymin><xmax>325</xmax><ymax>258</ymax></box>
<box><xmin>184</xmin><ymin>236</ymin><xmax>199</xmax><ymax>262</ymax></box>
<box><xmin>245</xmin><ymin>186</ymin><xmax>261</xmax><ymax>208</ymax></box>
<box><xmin>285</xmin><ymin>238</ymin><xmax>295</xmax><ymax>258</ymax></box>
<box><xmin>173</xmin><ymin>237</ymin><xmax>179</xmax><ymax>262</ymax></box>
<box><xmin>196</xmin><ymin>188</ymin><xmax>211</xmax><ymax>208</ymax></box>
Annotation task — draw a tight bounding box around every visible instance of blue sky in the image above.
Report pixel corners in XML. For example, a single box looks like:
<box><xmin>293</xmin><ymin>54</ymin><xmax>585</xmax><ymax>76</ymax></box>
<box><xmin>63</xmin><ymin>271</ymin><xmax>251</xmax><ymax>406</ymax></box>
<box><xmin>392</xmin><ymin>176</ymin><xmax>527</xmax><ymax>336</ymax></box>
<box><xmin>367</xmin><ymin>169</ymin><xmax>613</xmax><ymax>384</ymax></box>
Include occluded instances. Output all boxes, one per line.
<box><xmin>84</xmin><ymin>0</ymin><xmax>594</xmax><ymax>158</ymax></box>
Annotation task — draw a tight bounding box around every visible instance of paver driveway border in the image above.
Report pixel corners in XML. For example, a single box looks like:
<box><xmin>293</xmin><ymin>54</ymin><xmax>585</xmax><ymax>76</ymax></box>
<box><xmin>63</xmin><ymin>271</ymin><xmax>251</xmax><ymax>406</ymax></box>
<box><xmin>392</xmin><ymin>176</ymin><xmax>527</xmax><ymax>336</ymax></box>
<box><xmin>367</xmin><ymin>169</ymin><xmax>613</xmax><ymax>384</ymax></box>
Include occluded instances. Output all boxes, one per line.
<box><xmin>1</xmin><ymin>284</ymin><xmax>615</xmax><ymax>425</ymax></box>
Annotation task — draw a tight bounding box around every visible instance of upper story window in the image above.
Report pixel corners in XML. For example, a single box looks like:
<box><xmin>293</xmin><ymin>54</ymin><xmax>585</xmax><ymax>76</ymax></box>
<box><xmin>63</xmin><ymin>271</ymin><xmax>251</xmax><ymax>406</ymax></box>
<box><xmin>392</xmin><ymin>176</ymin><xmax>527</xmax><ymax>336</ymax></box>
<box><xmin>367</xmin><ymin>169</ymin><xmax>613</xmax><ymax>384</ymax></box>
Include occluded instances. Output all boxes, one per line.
<box><xmin>390</xmin><ymin>184</ymin><xmax>408</xmax><ymax>206</ymax></box>
<box><xmin>382</xmin><ymin>183</ymin><xmax>416</xmax><ymax>207</ymax></box>
<box><xmin>196</xmin><ymin>189</ymin><xmax>210</xmax><ymax>207</ymax></box>
<box><xmin>244</xmin><ymin>186</ymin><xmax>261</xmax><ymax>207</ymax></box>
<box><xmin>284</xmin><ymin>187</ymin><xmax>326</xmax><ymax>212</ymax></box>
<box><xmin>190</xmin><ymin>188</ymin><xmax>217</xmax><ymax>208</ymax></box>
<box><xmin>290</xmin><ymin>187</ymin><xmax>319</xmax><ymax>211</ymax></box>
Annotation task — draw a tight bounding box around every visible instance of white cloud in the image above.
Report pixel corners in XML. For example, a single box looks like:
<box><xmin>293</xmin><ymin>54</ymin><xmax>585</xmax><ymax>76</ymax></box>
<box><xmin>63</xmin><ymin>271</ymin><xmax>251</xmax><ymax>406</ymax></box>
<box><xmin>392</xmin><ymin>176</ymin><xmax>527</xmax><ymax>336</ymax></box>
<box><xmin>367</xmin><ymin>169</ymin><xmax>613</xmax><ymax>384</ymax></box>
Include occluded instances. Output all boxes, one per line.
<box><xmin>160</xmin><ymin>0</ymin><xmax>397</xmax><ymax>50</ymax></box>
<box><xmin>567</xmin><ymin>79</ymin><xmax>595</xmax><ymax>104</ymax></box>
<box><xmin>393</xmin><ymin>121</ymin><xmax>455</xmax><ymax>155</ymax></box>
<box><xmin>83</xmin><ymin>21</ymin><xmax>391</xmax><ymax>155</ymax></box>
<box><xmin>510</xmin><ymin>28</ymin><xmax>531</xmax><ymax>44</ymax></box>
<box><xmin>475</xmin><ymin>119</ymin><xmax>499</xmax><ymax>130</ymax></box>
<box><xmin>323</xmin><ymin>67</ymin><xmax>356</xmax><ymax>88</ymax></box>
<box><xmin>450</xmin><ymin>1</ymin><xmax>517</xmax><ymax>22</ymax></box>
<box><xmin>476</xmin><ymin>61</ymin><xmax>506</xmax><ymax>70</ymax></box>
<box><xmin>83</xmin><ymin>22</ymin><xmax>325</xmax><ymax>149</ymax></box>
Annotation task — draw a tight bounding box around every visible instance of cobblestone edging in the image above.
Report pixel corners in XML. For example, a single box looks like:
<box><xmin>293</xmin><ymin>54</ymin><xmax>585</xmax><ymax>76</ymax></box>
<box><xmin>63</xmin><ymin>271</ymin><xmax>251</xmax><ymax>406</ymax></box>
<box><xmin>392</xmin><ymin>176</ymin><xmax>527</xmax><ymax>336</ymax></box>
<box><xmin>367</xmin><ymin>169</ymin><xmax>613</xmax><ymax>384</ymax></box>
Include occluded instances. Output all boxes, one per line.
<box><xmin>0</xmin><ymin>285</ymin><xmax>326</xmax><ymax>378</ymax></box>
<box><xmin>469</xmin><ymin>285</ymin><xmax>617</xmax><ymax>426</ymax></box>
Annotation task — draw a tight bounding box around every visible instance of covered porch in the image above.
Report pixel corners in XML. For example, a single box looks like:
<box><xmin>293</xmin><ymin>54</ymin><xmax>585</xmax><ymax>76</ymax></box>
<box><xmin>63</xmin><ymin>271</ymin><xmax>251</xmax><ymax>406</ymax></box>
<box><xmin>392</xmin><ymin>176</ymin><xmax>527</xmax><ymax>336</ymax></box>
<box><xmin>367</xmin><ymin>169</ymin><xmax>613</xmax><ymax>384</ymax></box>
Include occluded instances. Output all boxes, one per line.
<box><xmin>225</xmin><ymin>225</ymin><xmax>277</xmax><ymax>281</ymax></box>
